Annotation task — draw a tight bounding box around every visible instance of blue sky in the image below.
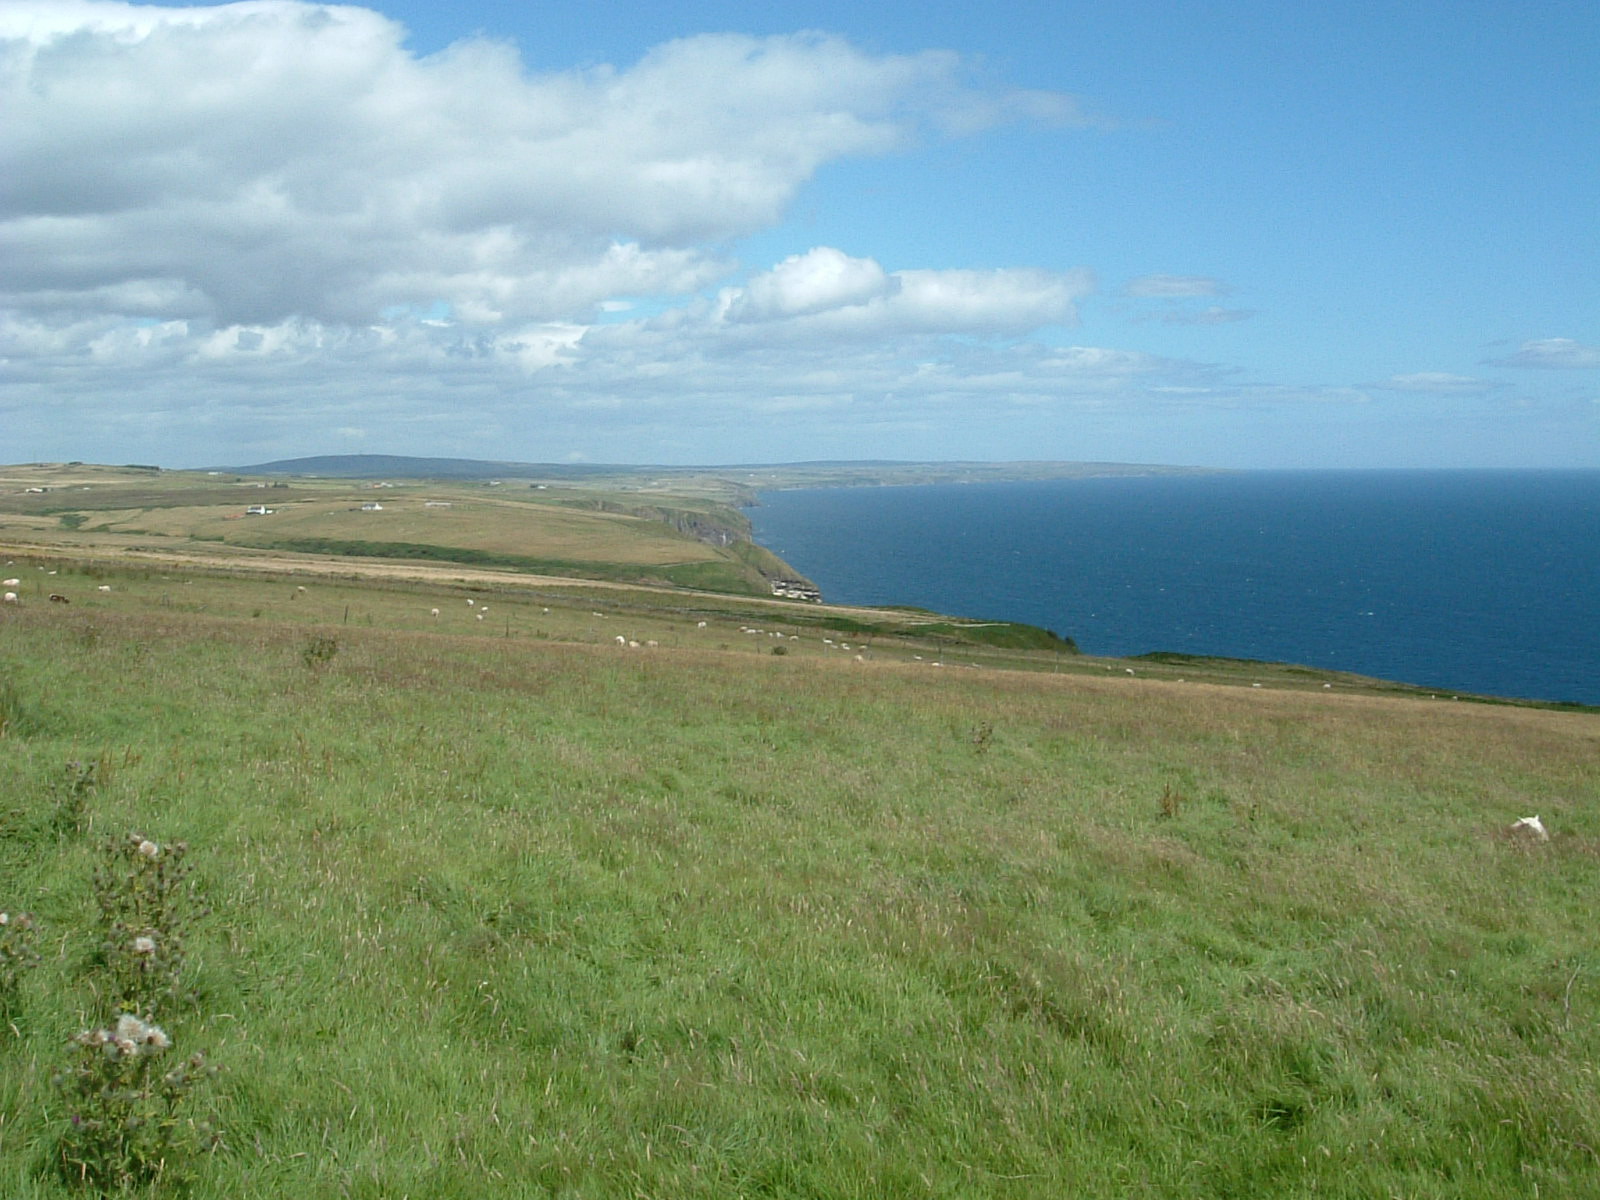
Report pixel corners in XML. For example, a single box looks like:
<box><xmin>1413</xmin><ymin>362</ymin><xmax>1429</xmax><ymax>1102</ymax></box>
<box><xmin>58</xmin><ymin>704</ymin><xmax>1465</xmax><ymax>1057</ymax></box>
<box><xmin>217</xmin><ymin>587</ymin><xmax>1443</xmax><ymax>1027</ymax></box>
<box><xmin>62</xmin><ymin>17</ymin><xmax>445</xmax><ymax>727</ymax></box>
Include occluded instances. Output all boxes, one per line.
<box><xmin>2</xmin><ymin>0</ymin><xmax>1595</xmax><ymax>467</ymax></box>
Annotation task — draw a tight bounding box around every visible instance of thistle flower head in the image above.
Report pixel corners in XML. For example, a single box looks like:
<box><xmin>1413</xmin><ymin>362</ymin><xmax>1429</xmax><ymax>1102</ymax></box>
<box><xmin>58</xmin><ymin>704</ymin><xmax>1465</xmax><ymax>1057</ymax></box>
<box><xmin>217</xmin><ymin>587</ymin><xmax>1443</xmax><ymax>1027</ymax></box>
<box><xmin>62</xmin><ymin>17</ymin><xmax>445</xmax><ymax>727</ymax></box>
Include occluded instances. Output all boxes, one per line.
<box><xmin>136</xmin><ymin>839</ymin><xmax>160</xmax><ymax>859</ymax></box>
<box><xmin>115</xmin><ymin>1014</ymin><xmax>148</xmax><ymax>1042</ymax></box>
<box><xmin>132</xmin><ymin>935</ymin><xmax>157</xmax><ymax>955</ymax></box>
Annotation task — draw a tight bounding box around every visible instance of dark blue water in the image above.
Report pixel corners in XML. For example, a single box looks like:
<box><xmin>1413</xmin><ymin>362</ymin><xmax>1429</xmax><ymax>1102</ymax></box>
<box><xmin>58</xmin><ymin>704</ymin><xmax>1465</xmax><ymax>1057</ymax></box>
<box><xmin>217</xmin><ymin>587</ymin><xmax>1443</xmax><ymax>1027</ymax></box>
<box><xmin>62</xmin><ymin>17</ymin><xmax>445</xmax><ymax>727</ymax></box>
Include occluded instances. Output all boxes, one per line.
<box><xmin>746</xmin><ymin>470</ymin><xmax>1600</xmax><ymax>704</ymax></box>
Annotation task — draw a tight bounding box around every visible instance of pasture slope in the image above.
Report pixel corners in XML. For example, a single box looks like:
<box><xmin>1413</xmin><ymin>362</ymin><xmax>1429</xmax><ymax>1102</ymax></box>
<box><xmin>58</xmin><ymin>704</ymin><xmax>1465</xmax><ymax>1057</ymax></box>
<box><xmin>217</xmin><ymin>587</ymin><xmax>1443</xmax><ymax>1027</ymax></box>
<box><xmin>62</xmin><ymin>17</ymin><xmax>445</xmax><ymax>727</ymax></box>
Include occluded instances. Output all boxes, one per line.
<box><xmin>1</xmin><ymin>463</ymin><xmax>1597</xmax><ymax>1198</ymax></box>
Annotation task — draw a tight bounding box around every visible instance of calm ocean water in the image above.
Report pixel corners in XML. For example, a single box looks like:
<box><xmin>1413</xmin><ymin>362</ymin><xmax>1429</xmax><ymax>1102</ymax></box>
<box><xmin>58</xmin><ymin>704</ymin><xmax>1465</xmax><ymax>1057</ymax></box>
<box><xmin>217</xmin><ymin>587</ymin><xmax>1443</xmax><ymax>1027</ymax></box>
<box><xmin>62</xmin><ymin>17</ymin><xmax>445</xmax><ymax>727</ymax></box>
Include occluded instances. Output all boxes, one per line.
<box><xmin>746</xmin><ymin>470</ymin><xmax>1600</xmax><ymax>705</ymax></box>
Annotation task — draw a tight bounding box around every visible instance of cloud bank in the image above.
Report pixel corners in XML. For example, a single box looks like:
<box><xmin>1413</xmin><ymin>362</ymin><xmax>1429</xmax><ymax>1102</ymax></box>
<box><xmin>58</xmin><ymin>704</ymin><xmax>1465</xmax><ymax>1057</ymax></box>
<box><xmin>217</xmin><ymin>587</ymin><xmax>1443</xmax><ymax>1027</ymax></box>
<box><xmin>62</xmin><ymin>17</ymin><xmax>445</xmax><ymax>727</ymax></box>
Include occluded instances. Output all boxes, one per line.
<box><xmin>0</xmin><ymin>3</ymin><xmax>1584</xmax><ymax>467</ymax></box>
<box><xmin>2</xmin><ymin>1</ymin><xmax>1087</xmax><ymax>329</ymax></box>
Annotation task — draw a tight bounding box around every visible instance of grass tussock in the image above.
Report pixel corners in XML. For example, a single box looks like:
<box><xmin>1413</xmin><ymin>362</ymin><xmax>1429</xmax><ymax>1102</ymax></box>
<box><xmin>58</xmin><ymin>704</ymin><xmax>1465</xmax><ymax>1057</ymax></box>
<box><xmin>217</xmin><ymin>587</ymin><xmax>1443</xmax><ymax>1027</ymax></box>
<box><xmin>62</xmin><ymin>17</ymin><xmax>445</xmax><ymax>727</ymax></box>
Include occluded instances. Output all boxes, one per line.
<box><xmin>0</xmin><ymin>589</ymin><xmax>1597</xmax><ymax>1197</ymax></box>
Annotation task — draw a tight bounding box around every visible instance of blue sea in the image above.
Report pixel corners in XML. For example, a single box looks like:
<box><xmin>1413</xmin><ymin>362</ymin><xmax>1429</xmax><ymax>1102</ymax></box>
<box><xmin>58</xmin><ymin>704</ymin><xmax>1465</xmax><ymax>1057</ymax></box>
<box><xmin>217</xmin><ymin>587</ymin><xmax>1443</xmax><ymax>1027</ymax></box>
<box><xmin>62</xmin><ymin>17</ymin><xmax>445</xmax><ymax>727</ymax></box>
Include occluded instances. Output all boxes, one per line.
<box><xmin>746</xmin><ymin>470</ymin><xmax>1600</xmax><ymax>705</ymax></box>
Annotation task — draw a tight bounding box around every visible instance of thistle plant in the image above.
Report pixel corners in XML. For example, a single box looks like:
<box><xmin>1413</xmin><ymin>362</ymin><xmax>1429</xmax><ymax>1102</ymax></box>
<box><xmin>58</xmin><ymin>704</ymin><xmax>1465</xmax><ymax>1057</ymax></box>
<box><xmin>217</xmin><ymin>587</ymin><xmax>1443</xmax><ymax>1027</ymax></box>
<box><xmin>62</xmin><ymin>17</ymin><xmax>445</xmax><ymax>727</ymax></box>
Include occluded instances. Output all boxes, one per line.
<box><xmin>302</xmin><ymin>634</ymin><xmax>339</xmax><ymax>670</ymax></box>
<box><xmin>93</xmin><ymin>835</ymin><xmax>198</xmax><ymax>1017</ymax></box>
<box><xmin>52</xmin><ymin>758</ymin><xmax>101</xmax><ymax>838</ymax></box>
<box><xmin>54</xmin><ymin>1013</ymin><xmax>220</xmax><ymax>1192</ymax></box>
<box><xmin>0</xmin><ymin>909</ymin><xmax>40</xmax><ymax>1026</ymax></box>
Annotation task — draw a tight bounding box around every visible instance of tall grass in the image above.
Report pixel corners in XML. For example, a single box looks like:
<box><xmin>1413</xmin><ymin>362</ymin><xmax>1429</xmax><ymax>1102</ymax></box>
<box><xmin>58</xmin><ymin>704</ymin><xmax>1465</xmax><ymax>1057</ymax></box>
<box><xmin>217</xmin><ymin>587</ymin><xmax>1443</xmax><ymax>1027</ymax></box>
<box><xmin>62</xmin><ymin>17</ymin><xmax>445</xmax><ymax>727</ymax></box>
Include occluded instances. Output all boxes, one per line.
<box><xmin>1</xmin><ymin>594</ymin><xmax>1596</xmax><ymax>1197</ymax></box>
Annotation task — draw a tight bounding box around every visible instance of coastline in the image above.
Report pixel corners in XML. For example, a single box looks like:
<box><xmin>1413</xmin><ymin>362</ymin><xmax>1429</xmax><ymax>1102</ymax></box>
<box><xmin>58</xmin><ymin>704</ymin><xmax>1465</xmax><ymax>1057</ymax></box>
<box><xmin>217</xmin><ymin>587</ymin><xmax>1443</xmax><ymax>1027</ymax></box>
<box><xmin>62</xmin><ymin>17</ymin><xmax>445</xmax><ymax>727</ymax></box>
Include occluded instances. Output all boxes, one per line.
<box><xmin>744</xmin><ymin>469</ymin><xmax>1600</xmax><ymax>707</ymax></box>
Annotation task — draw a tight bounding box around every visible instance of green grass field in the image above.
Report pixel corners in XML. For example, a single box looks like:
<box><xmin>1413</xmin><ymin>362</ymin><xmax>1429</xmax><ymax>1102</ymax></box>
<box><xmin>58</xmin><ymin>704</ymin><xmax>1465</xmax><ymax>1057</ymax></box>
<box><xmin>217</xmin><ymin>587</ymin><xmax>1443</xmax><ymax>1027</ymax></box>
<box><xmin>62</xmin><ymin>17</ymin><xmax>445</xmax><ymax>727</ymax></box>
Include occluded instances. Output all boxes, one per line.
<box><xmin>2</xmin><ymin>550</ymin><xmax>1597</xmax><ymax>1197</ymax></box>
<box><xmin>0</xmin><ymin>465</ymin><xmax>793</xmax><ymax>599</ymax></box>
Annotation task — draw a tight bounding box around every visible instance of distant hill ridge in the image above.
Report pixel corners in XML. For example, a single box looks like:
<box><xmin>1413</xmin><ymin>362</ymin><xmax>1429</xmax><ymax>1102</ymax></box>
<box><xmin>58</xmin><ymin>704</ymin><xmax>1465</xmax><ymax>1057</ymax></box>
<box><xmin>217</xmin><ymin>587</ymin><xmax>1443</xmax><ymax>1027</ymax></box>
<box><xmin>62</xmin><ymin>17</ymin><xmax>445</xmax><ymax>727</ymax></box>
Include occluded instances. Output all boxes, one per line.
<box><xmin>223</xmin><ymin>454</ymin><xmax>1194</xmax><ymax>481</ymax></box>
<box><xmin>224</xmin><ymin>454</ymin><xmax>638</xmax><ymax>479</ymax></box>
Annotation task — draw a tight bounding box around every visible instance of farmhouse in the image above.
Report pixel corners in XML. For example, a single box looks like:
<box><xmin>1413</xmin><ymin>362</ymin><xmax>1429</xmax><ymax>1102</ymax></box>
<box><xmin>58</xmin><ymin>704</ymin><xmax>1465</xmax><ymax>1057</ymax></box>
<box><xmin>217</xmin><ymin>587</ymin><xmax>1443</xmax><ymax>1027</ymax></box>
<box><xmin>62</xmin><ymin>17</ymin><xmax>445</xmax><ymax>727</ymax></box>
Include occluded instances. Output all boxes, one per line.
<box><xmin>770</xmin><ymin>579</ymin><xmax>822</xmax><ymax>602</ymax></box>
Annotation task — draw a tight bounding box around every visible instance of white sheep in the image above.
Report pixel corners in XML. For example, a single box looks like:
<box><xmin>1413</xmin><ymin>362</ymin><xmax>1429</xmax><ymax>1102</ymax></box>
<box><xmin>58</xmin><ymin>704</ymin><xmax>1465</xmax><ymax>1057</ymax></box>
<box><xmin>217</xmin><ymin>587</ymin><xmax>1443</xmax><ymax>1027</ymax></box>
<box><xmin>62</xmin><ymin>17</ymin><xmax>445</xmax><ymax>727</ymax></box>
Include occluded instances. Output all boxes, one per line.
<box><xmin>3</xmin><ymin>592</ymin><xmax>17</xmax><ymax>604</ymax></box>
<box><xmin>1510</xmin><ymin>815</ymin><xmax>1550</xmax><ymax>842</ymax></box>
<box><xmin>97</xmin><ymin>584</ymin><xmax>111</xmax><ymax>593</ymax></box>
<box><xmin>615</xmin><ymin>635</ymin><xmax>627</xmax><ymax>645</ymax></box>
<box><xmin>2</xmin><ymin>578</ymin><xmax>19</xmax><ymax>587</ymax></box>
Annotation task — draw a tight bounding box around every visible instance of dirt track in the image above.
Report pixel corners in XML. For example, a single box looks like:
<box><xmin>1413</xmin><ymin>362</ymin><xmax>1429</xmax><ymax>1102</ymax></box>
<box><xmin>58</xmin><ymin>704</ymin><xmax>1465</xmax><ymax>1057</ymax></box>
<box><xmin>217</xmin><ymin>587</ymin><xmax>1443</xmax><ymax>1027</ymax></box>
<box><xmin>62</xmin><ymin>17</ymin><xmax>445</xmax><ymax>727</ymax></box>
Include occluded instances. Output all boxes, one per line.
<box><xmin>0</xmin><ymin>534</ymin><xmax>930</xmax><ymax>623</ymax></box>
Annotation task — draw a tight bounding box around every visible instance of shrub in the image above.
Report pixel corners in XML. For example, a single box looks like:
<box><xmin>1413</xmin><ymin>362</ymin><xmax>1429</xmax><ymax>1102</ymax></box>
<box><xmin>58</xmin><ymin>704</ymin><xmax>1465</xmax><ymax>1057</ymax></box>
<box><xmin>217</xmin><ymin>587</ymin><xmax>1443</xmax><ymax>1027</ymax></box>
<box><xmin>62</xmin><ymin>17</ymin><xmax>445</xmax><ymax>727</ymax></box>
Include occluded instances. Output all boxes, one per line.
<box><xmin>301</xmin><ymin>635</ymin><xmax>339</xmax><ymax>670</ymax></box>
<box><xmin>53</xmin><ymin>1014</ymin><xmax>220</xmax><ymax>1192</ymax></box>
<box><xmin>52</xmin><ymin>759</ymin><xmax>101</xmax><ymax>839</ymax></box>
<box><xmin>0</xmin><ymin>910</ymin><xmax>40</xmax><ymax>1024</ymax></box>
<box><xmin>93</xmin><ymin>835</ymin><xmax>198</xmax><ymax>1017</ymax></box>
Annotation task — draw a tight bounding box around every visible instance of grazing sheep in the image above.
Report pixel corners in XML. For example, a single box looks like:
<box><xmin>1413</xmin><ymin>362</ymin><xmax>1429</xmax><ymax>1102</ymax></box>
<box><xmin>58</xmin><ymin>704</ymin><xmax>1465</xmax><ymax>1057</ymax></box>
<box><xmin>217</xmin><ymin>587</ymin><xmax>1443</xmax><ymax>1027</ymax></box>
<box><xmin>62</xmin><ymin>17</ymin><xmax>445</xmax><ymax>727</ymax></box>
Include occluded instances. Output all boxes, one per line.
<box><xmin>468</xmin><ymin>598</ymin><xmax>476</xmax><ymax>606</ymax></box>
<box><xmin>615</xmin><ymin>635</ymin><xmax>627</xmax><ymax>645</ymax></box>
<box><xmin>430</xmin><ymin>607</ymin><xmax>440</xmax><ymax>617</ymax></box>
<box><xmin>696</xmin><ymin>620</ymin><xmax>707</xmax><ymax>628</ymax></box>
<box><xmin>646</xmin><ymin>640</ymin><xmax>658</xmax><ymax>648</ymax></box>
<box><xmin>97</xmin><ymin>584</ymin><xmax>111</xmax><ymax>592</ymax></box>
<box><xmin>3</xmin><ymin>592</ymin><xmax>17</xmax><ymax>604</ymax></box>
<box><xmin>628</xmin><ymin>640</ymin><xmax>640</xmax><ymax>649</ymax></box>
<box><xmin>49</xmin><ymin>593</ymin><xmax>69</xmax><ymax>604</ymax></box>
<box><xmin>2</xmin><ymin>578</ymin><xmax>19</xmax><ymax>587</ymax></box>
<box><xmin>476</xmin><ymin>612</ymin><xmax>485</xmax><ymax>621</ymax></box>
<box><xmin>1510</xmin><ymin>815</ymin><xmax>1550</xmax><ymax>842</ymax></box>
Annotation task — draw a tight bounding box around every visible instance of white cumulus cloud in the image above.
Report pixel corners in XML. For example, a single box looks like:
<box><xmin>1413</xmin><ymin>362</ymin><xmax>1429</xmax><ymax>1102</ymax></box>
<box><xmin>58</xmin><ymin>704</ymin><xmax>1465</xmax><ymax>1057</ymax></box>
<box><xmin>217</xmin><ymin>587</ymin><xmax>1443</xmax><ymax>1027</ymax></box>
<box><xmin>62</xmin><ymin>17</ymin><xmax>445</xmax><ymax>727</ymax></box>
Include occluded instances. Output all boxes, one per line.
<box><xmin>720</xmin><ymin>254</ymin><xmax>1090</xmax><ymax>338</ymax></box>
<box><xmin>1488</xmin><ymin>338</ymin><xmax>1600</xmax><ymax>369</ymax></box>
<box><xmin>0</xmin><ymin>1</ymin><xmax>1067</xmax><ymax>329</ymax></box>
<box><xmin>726</xmin><ymin>248</ymin><xmax>897</xmax><ymax>322</ymax></box>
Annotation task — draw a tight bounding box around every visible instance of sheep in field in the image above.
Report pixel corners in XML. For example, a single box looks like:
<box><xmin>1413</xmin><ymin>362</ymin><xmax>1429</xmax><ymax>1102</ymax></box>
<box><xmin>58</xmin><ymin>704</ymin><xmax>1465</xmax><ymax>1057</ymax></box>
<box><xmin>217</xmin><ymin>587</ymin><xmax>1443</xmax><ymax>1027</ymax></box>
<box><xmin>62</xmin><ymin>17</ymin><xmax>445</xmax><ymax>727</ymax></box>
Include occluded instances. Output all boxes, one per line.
<box><xmin>3</xmin><ymin>592</ymin><xmax>17</xmax><ymax>604</ymax></box>
<box><xmin>97</xmin><ymin>585</ymin><xmax>111</xmax><ymax>593</ymax></box>
<box><xmin>430</xmin><ymin>608</ymin><xmax>440</xmax><ymax>617</ymax></box>
<box><xmin>49</xmin><ymin>594</ymin><xmax>70</xmax><ymax>604</ymax></box>
<box><xmin>1510</xmin><ymin>815</ymin><xmax>1550</xmax><ymax>842</ymax></box>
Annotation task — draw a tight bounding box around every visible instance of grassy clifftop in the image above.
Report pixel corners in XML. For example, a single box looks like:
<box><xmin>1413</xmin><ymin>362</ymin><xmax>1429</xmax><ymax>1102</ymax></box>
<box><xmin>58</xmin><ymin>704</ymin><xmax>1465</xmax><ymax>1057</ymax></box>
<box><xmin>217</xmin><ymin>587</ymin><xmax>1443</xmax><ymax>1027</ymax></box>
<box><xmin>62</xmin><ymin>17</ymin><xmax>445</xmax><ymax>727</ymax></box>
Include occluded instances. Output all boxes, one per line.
<box><xmin>0</xmin><ymin>555</ymin><xmax>1596</xmax><ymax>1197</ymax></box>
<box><xmin>0</xmin><ymin>463</ymin><xmax>806</xmax><ymax>600</ymax></box>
